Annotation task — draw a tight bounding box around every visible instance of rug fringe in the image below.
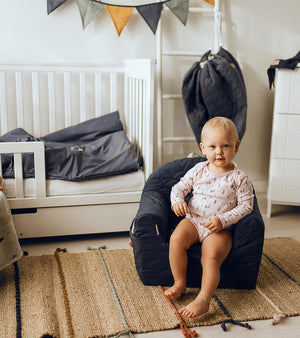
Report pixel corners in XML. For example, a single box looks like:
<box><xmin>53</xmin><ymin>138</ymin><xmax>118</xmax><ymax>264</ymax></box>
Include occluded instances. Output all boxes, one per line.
<box><xmin>212</xmin><ymin>294</ymin><xmax>252</xmax><ymax>331</ymax></box>
<box><xmin>87</xmin><ymin>245</ymin><xmax>107</xmax><ymax>250</ymax></box>
<box><xmin>111</xmin><ymin>328</ymin><xmax>134</xmax><ymax>338</ymax></box>
<box><xmin>271</xmin><ymin>313</ymin><xmax>286</xmax><ymax>325</ymax></box>
<box><xmin>221</xmin><ymin>319</ymin><xmax>252</xmax><ymax>331</ymax></box>
<box><xmin>157</xmin><ymin>285</ymin><xmax>198</xmax><ymax>338</ymax></box>
<box><xmin>256</xmin><ymin>286</ymin><xmax>287</xmax><ymax>325</ymax></box>
<box><xmin>55</xmin><ymin>248</ymin><xmax>67</xmax><ymax>253</ymax></box>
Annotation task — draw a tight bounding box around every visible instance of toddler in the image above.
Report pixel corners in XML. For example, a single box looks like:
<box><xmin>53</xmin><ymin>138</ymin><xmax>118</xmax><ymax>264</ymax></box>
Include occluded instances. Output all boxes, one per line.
<box><xmin>165</xmin><ymin>117</ymin><xmax>254</xmax><ymax>318</ymax></box>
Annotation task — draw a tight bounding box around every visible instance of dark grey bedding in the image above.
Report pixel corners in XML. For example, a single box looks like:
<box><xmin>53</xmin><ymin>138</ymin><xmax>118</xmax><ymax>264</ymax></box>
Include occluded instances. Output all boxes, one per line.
<box><xmin>0</xmin><ymin>111</ymin><xmax>141</xmax><ymax>181</ymax></box>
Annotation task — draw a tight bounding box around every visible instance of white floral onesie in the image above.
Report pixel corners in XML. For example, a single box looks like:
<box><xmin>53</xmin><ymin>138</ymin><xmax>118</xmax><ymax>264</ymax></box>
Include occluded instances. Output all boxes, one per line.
<box><xmin>170</xmin><ymin>161</ymin><xmax>254</xmax><ymax>242</ymax></box>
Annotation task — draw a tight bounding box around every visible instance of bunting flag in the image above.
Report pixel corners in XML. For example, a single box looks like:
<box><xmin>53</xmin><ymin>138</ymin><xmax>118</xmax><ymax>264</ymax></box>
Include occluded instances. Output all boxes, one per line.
<box><xmin>76</xmin><ymin>0</ymin><xmax>105</xmax><ymax>29</ymax></box>
<box><xmin>165</xmin><ymin>0</ymin><xmax>189</xmax><ymax>25</ymax></box>
<box><xmin>106</xmin><ymin>5</ymin><xmax>135</xmax><ymax>36</ymax></box>
<box><xmin>47</xmin><ymin>0</ymin><xmax>211</xmax><ymax>35</ymax></box>
<box><xmin>47</xmin><ymin>0</ymin><xmax>68</xmax><ymax>15</ymax></box>
<box><xmin>204</xmin><ymin>0</ymin><xmax>215</xmax><ymax>6</ymax></box>
<box><xmin>136</xmin><ymin>3</ymin><xmax>163</xmax><ymax>34</ymax></box>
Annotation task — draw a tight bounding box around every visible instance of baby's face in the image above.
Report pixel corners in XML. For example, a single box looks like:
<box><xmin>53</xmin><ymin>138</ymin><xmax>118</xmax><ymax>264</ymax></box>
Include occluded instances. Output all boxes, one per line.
<box><xmin>200</xmin><ymin>127</ymin><xmax>240</xmax><ymax>173</ymax></box>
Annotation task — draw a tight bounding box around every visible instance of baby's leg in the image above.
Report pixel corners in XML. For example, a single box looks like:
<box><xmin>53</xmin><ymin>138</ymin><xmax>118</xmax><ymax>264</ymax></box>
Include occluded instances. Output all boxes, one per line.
<box><xmin>179</xmin><ymin>230</ymin><xmax>232</xmax><ymax>318</ymax></box>
<box><xmin>165</xmin><ymin>218</ymin><xmax>199</xmax><ymax>299</ymax></box>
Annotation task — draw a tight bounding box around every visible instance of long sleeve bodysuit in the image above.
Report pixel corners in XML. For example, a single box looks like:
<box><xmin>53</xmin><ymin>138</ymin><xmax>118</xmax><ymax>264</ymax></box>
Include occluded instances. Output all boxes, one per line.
<box><xmin>170</xmin><ymin>161</ymin><xmax>254</xmax><ymax>241</ymax></box>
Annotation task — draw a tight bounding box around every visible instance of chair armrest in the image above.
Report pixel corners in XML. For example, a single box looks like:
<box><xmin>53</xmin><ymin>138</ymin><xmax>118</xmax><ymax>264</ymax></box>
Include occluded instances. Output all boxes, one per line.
<box><xmin>132</xmin><ymin>190</ymin><xmax>170</xmax><ymax>239</ymax></box>
<box><xmin>130</xmin><ymin>190</ymin><xmax>173</xmax><ymax>285</ymax></box>
<box><xmin>231</xmin><ymin>196</ymin><xmax>265</xmax><ymax>256</ymax></box>
<box><xmin>233</xmin><ymin>197</ymin><xmax>265</xmax><ymax>247</ymax></box>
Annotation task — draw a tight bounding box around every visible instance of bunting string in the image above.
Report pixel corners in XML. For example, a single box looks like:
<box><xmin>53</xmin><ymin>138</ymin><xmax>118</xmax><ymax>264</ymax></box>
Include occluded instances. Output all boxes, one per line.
<box><xmin>47</xmin><ymin>0</ymin><xmax>215</xmax><ymax>35</ymax></box>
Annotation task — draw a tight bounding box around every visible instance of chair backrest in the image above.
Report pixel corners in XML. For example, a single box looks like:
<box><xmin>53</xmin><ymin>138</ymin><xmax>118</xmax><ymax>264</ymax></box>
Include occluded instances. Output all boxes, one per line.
<box><xmin>143</xmin><ymin>157</ymin><xmax>207</xmax><ymax>231</ymax></box>
<box><xmin>144</xmin><ymin>157</ymin><xmax>207</xmax><ymax>199</ymax></box>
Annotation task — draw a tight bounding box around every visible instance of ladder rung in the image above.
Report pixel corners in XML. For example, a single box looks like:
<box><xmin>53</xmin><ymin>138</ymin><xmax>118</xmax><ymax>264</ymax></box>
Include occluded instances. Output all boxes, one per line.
<box><xmin>162</xmin><ymin>51</ymin><xmax>204</xmax><ymax>57</ymax></box>
<box><xmin>162</xmin><ymin>94</ymin><xmax>182</xmax><ymax>100</ymax></box>
<box><xmin>162</xmin><ymin>137</ymin><xmax>195</xmax><ymax>143</ymax></box>
<box><xmin>163</xmin><ymin>7</ymin><xmax>214</xmax><ymax>14</ymax></box>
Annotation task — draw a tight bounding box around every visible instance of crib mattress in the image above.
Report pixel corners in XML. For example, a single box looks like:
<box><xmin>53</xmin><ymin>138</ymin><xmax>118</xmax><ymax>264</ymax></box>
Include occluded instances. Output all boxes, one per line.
<box><xmin>3</xmin><ymin>169</ymin><xmax>145</xmax><ymax>198</ymax></box>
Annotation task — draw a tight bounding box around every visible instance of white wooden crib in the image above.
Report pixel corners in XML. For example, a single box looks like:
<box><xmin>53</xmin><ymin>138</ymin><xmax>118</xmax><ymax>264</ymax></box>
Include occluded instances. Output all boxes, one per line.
<box><xmin>0</xmin><ymin>59</ymin><xmax>154</xmax><ymax>238</ymax></box>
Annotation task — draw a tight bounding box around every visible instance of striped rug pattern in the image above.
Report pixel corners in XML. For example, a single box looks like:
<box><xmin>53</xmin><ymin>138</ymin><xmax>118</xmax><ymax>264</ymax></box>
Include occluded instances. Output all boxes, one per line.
<box><xmin>0</xmin><ymin>237</ymin><xmax>299</xmax><ymax>337</ymax></box>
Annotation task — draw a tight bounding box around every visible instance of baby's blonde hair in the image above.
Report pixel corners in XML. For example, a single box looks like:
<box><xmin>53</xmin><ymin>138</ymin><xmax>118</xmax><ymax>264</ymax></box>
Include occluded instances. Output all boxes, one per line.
<box><xmin>201</xmin><ymin>117</ymin><xmax>239</xmax><ymax>142</ymax></box>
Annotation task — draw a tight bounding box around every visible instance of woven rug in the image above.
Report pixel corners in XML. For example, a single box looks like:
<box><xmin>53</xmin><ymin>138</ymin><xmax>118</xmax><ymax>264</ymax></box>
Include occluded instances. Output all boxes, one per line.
<box><xmin>0</xmin><ymin>237</ymin><xmax>299</xmax><ymax>337</ymax></box>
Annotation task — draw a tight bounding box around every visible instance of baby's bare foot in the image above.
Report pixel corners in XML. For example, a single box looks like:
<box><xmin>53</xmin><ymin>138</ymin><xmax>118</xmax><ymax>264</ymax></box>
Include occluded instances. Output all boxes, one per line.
<box><xmin>164</xmin><ymin>281</ymin><xmax>186</xmax><ymax>299</ymax></box>
<box><xmin>179</xmin><ymin>296</ymin><xmax>210</xmax><ymax>318</ymax></box>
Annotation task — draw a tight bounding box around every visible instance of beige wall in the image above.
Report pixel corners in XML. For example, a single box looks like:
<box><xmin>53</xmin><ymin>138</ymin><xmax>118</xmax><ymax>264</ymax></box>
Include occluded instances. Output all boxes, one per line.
<box><xmin>222</xmin><ymin>0</ymin><xmax>300</xmax><ymax>191</ymax></box>
<box><xmin>0</xmin><ymin>0</ymin><xmax>299</xmax><ymax>191</ymax></box>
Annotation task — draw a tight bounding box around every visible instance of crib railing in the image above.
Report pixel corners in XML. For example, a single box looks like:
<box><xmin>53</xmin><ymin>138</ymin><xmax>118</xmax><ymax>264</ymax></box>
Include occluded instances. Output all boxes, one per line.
<box><xmin>0</xmin><ymin>141</ymin><xmax>46</xmax><ymax>199</ymax></box>
<box><xmin>0</xmin><ymin>64</ymin><xmax>125</xmax><ymax>136</ymax></box>
<box><xmin>0</xmin><ymin>59</ymin><xmax>154</xmax><ymax>180</ymax></box>
<box><xmin>124</xmin><ymin>59</ymin><xmax>154</xmax><ymax>179</ymax></box>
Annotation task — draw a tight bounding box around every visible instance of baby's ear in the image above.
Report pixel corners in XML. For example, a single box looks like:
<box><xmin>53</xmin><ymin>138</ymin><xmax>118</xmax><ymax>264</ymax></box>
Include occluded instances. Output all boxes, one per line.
<box><xmin>200</xmin><ymin>142</ymin><xmax>205</xmax><ymax>154</ymax></box>
<box><xmin>235</xmin><ymin>140</ymin><xmax>241</xmax><ymax>153</ymax></box>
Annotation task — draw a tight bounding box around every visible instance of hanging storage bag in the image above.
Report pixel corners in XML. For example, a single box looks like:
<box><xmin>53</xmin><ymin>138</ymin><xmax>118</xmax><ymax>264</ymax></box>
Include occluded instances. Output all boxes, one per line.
<box><xmin>182</xmin><ymin>47</ymin><xmax>247</xmax><ymax>144</ymax></box>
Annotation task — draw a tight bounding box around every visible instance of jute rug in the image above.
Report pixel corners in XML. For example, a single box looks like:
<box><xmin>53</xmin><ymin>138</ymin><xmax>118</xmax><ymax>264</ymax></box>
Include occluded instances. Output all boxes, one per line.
<box><xmin>0</xmin><ymin>237</ymin><xmax>299</xmax><ymax>338</ymax></box>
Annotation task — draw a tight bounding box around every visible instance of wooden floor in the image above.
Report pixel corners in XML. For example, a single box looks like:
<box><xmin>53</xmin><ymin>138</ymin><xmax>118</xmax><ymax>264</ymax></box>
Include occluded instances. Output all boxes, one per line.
<box><xmin>20</xmin><ymin>193</ymin><xmax>300</xmax><ymax>338</ymax></box>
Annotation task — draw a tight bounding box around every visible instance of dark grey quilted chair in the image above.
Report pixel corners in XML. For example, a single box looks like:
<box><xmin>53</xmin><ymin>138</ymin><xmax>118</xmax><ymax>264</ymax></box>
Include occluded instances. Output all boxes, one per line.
<box><xmin>130</xmin><ymin>157</ymin><xmax>265</xmax><ymax>289</ymax></box>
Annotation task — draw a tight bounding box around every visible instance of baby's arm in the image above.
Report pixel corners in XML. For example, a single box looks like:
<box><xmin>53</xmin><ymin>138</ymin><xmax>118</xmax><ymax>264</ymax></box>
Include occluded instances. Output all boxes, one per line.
<box><xmin>218</xmin><ymin>175</ymin><xmax>254</xmax><ymax>229</ymax></box>
<box><xmin>170</xmin><ymin>164</ymin><xmax>200</xmax><ymax>216</ymax></box>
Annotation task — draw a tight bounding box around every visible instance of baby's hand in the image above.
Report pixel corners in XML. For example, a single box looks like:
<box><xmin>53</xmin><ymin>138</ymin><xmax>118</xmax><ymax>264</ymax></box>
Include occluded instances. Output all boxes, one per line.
<box><xmin>172</xmin><ymin>201</ymin><xmax>188</xmax><ymax>217</ymax></box>
<box><xmin>204</xmin><ymin>216</ymin><xmax>223</xmax><ymax>233</ymax></box>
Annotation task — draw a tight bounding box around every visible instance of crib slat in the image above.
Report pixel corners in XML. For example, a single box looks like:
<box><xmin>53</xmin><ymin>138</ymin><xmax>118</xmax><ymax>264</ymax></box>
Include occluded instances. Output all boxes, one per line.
<box><xmin>138</xmin><ymin>79</ymin><xmax>143</xmax><ymax>157</ymax></box>
<box><xmin>0</xmin><ymin>71</ymin><xmax>8</xmax><ymax>134</ymax></box>
<box><xmin>48</xmin><ymin>71</ymin><xmax>56</xmax><ymax>133</ymax></box>
<box><xmin>110</xmin><ymin>72</ymin><xmax>117</xmax><ymax>112</ymax></box>
<box><xmin>131</xmin><ymin>78</ymin><xmax>136</xmax><ymax>145</ymax></box>
<box><xmin>64</xmin><ymin>72</ymin><xmax>71</xmax><ymax>127</ymax></box>
<box><xmin>79</xmin><ymin>72</ymin><xmax>87</xmax><ymax>122</ymax></box>
<box><xmin>128</xmin><ymin>77</ymin><xmax>133</xmax><ymax>143</ymax></box>
<box><xmin>32</xmin><ymin>72</ymin><xmax>40</xmax><ymax>136</ymax></box>
<box><xmin>14</xmin><ymin>153</ymin><xmax>24</xmax><ymax>198</ymax></box>
<box><xmin>142</xmin><ymin>79</ymin><xmax>147</xmax><ymax>158</ymax></box>
<box><xmin>126</xmin><ymin>77</ymin><xmax>131</xmax><ymax>140</ymax></box>
<box><xmin>95</xmin><ymin>72</ymin><xmax>102</xmax><ymax>117</ymax></box>
<box><xmin>34</xmin><ymin>148</ymin><xmax>46</xmax><ymax>198</ymax></box>
<box><xmin>134</xmin><ymin>78</ymin><xmax>139</xmax><ymax>154</ymax></box>
<box><xmin>133</xmin><ymin>78</ymin><xmax>137</xmax><ymax>149</ymax></box>
<box><xmin>15</xmin><ymin>72</ymin><xmax>24</xmax><ymax>128</ymax></box>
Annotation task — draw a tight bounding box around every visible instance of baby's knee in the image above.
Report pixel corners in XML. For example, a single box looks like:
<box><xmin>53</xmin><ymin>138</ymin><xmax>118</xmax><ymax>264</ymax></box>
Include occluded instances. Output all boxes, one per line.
<box><xmin>170</xmin><ymin>231</ymin><xmax>182</xmax><ymax>247</ymax></box>
<box><xmin>169</xmin><ymin>232</ymin><xmax>191</xmax><ymax>251</ymax></box>
<box><xmin>201</xmin><ymin>252</ymin><xmax>224</xmax><ymax>267</ymax></box>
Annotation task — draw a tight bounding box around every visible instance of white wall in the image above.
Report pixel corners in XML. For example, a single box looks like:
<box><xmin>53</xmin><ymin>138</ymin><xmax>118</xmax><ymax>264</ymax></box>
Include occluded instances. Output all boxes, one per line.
<box><xmin>222</xmin><ymin>0</ymin><xmax>300</xmax><ymax>191</ymax></box>
<box><xmin>0</xmin><ymin>0</ymin><xmax>157</xmax><ymax>64</ymax></box>
<box><xmin>1</xmin><ymin>0</ymin><xmax>299</xmax><ymax>191</ymax></box>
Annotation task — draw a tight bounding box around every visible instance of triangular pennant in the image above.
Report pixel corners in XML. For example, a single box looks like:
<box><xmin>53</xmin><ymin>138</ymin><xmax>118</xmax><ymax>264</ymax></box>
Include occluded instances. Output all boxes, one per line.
<box><xmin>106</xmin><ymin>5</ymin><xmax>134</xmax><ymax>36</ymax></box>
<box><xmin>204</xmin><ymin>0</ymin><xmax>215</xmax><ymax>6</ymax></box>
<box><xmin>166</xmin><ymin>0</ymin><xmax>189</xmax><ymax>25</ymax></box>
<box><xmin>47</xmin><ymin>0</ymin><xmax>68</xmax><ymax>15</ymax></box>
<box><xmin>136</xmin><ymin>3</ymin><xmax>163</xmax><ymax>34</ymax></box>
<box><xmin>76</xmin><ymin>0</ymin><xmax>105</xmax><ymax>29</ymax></box>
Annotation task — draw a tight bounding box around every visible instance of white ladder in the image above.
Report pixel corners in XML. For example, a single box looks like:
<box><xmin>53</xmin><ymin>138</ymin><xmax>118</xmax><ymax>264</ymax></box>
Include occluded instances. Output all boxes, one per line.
<box><xmin>156</xmin><ymin>0</ymin><xmax>222</xmax><ymax>166</ymax></box>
